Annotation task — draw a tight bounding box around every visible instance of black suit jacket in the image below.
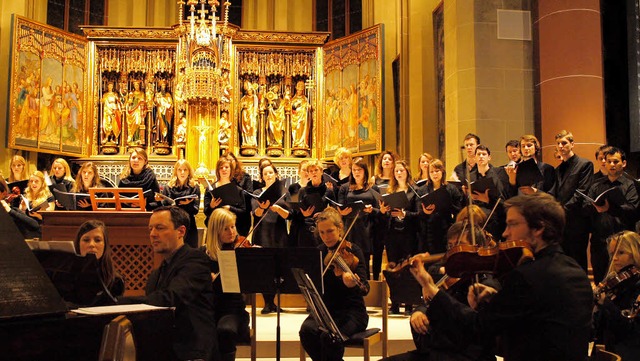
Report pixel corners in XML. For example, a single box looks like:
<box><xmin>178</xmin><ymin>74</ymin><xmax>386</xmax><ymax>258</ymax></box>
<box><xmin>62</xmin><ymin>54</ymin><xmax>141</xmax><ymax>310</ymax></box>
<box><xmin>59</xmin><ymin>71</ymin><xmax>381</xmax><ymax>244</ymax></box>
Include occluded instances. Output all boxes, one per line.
<box><xmin>551</xmin><ymin>154</ymin><xmax>593</xmax><ymax>214</ymax></box>
<box><xmin>427</xmin><ymin>244</ymin><xmax>593</xmax><ymax>361</ymax></box>
<box><xmin>143</xmin><ymin>245</ymin><xmax>217</xmax><ymax>361</ymax></box>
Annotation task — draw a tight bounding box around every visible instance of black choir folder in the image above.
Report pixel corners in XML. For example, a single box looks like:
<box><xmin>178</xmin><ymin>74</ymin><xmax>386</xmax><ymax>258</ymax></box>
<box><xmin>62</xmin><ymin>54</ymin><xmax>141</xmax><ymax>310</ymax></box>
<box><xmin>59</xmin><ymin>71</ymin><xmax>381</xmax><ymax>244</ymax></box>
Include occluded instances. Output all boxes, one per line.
<box><xmin>7</xmin><ymin>179</ymin><xmax>28</xmax><ymax>193</ymax></box>
<box><xmin>469</xmin><ymin>177</ymin><xmax>497</xmax><ymax>197</ymax></box>
<box><xmin>420</xmin><ymin>186</ymin><xmax>453</xmax><ymax>213</ymax></box>
<box><xmin>381</xmin><ymin>190</ymin><xmax>410</xmax><ymax>210</ymax></box>
<box><xmin>244</xmin><ymin>179</ymin><xmax>285</xmax><ymax>204</ymax></box>
<box><xmin>325</xmin><ymin>198</ymin><xmax>365</xmax><ymax>213</ymax></box>
<box><xmin>576</xmin><ymin>187</ymin><xmax>626</xmax><ymax>207</ymax></box>
<box><xmin>515</xmin><ymin>158</ymin><xmax>544</xmax><ymax>187</ymax></box>
<box><xmin>288</xmin><ymin>192</ymin><xmax>325</xmax><ymax>212</ymax></box>
<box><xmin>209</xmin><ymin>182</ymin><xmax>242</xmax><ymax>206</ymax></box>
<box><xmin>53</xmin><ymin>189</ymin><xmax>90</xmax><ymax>210</ymax></box>
<box><xmin>156</xmin><ymin>192</ymin><xmax>199</xmax><ymax>205</ymax></box>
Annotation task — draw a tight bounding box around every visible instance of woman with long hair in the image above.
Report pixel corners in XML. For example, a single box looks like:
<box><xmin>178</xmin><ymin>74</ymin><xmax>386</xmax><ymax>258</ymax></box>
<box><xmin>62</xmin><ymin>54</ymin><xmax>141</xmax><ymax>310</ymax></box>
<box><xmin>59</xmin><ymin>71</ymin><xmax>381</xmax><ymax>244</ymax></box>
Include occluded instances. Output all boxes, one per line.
<box><xmin>70</xmin><ymin>162</ymin><xmax>104</xmax><ymax>210</ymax></box>
<box><xmin>160</xmin><ymin>159</ymin><xmax>201</xmax><ymax>248</ymax></box>
<box><xmin>73</xmin><ymin>220</ymin><xmax>124</xmax><ymax>305</ymax></box>
<box><xmin>20</xmin><ymin>171</ymin><xmax>55</xmax><ymax>223</ymax></box>
<box><xmin>379</xmin><ymin>160</ymin><xmax>420</xmax><ymax>314</ymax></box>
<box><xmin>336</xmin><ymin>157</ymin><xmax>380</xmax><ymax>279</ymax></box>
<box><xmin>251</xmin><ymin>162</ymin><xmax>290</xmax><ymax>313</ymax></box>
<box><xmin>331</xmin><ymin>147</ymin><xmax>353</xmax><ymax>188</ymax></box>
<box><xmin>49</xmin><ymin>158</ymin><xmax>75</xmax><ymax>192</ymax></box>
<box><xmin>8</xmin><ymin>154</ymin><xmax>28</xmax><ymax>182</ymax></box>
<box><xmin>419</xmin><ymin>159</ymin><xmax>464</xmax><ymax>253</ymax></box>
<box><xmin>415</xmin><ymin>152</ymin><xmax>433</xmax><ymax>186</ymax></box>
<box><xmin>594</xmin><ymin>231</ymin><xmax>640</xmax><ymax>359</ymax></box>
<box><xmin>118</xmin><ymin>147</ymin><xmax>160</xmax><ymax>211</ymax></box>
<box><xmin>204</xmin><ymin>157</ymin><xmax>246</xmax><ymax>237</ymax></box>
<box><xmin>204</xmin><ymin>208</ymin><xmax>250</xmax><ymax>361</ymax></box>
<box><xmin>225</xmin><ymin>152</ymin><xmax>253</xmax><ymax>236</ymax></box>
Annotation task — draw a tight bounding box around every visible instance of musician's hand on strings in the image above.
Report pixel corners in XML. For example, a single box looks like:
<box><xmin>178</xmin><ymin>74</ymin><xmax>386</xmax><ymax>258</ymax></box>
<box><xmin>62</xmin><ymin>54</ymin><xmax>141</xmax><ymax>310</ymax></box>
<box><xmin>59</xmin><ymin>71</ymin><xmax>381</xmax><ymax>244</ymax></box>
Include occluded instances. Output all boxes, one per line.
<box><xmin>409</xmin><ymin>258</ymin><xmax>439</xmax><ymax>302</ymax></box>
<box><xmin>338</xmin><ymin>207</ymin><xmax>352</xmax><ymax>216</ymax></box>
<box><xmin>301</xmin><ymin>205</ymin><xmax>315</xmax><ymax>217</ymax></box>
<box><xmin>467</xmin><ymin>283</ymin><xmax>497</xmax><ymax>310</ymax></box>
<box><xmin>342</xmin><ymin>272</ymin><xmax>359</xmax><ymax>288</ymax></box>
<box><xmin>471</xmin><ymin>189</ymin><xmax>490</xmax><ymax>204</ymax></box>
<box><xmin>363</xmin><ymin>204</ymin><xmax>373</xmax><ymax>213</ymax></box>
<box><xmin>78</xmin><ymin>198</ymin><xmax>91</xmax><ymax>208</ymax></box>
<box><xmin>421</xmin><ymin>203</ymin><xmax>436</xmax><ymax>215</ymax></box>
<box><xmin>410</xmin><ymin>310</ymin><xmax>430</xmax><ymax>335</ymax></box>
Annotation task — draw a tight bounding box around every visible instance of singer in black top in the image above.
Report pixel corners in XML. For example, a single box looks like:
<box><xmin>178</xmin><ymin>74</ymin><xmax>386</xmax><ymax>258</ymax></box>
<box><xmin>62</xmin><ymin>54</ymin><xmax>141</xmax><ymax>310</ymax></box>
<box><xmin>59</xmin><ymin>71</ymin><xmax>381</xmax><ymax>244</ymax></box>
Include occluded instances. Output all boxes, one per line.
<box><xmin>73</xmin><ymin>220</ymin><xmax>124</xmax><ymax>306</ymax></box>
<box><xmin>159</xmin><ymin>159</ymin><xmax>201</xmax><ymax>248</ymax></box>
<box><xmin>203</xmin><ymin>157</ymin><xmax>246</xmax><ymax>233</ymax></box>
<box><xmin>118</xmin><ymin>147</ymin><xmax>160</xmax><ymax>211</ymax></box>
<box><xmin>226</xmin><ymin>152</ymin><xmax>253</xmax><ymax>236</ymax></box>
<box><xmin>336</xmin><ymin>157</ymin><xmax>380</xmax><ymax>278</ymax></box>
<box><xmin>205</xmin><ymin>208</ymin><xmax>250</xmax><ymax>361</ymax></box>
<box><xmin>299</xmin><ymin>207</ymin><xmax>369</xmax><ymax>361</ymax></box>
<box><xmin>291</xmin><ymin>160</ymin><xmax>334</xmax><ymax>248</ymax></box>
<box><xmin>369</xmin><ymin>150</ymin><xmax>398</xmax><ymax>280</ymax></box>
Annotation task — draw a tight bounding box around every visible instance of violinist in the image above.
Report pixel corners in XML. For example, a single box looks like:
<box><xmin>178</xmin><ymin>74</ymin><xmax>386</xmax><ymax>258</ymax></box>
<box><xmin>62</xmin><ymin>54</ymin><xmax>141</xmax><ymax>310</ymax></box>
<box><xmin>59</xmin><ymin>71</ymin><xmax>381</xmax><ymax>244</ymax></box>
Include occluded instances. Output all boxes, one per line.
<box><xmin>204</xmin><ymin>208</ymin><xmax>250</xmax><ymax>361</ymax></box>
<box><xmin>383</xmin><ymin>222</ymin><xmax>499</xmax><ymax>361</ymax></box>
<box><xmin>594</xmin><ymin>230</ymin><xmax>640</xmax><ymax>359</ymax></box>
<box><xmin>410</xmin><ymin>192</ymin><xmax>593</xmax><ymax>361</ymax></box>
<box><xmin>299</xmin><ymin>207</ymin><xmax>369</xmax><ymax>361</ymax></box>
<box><xmin>0</xmin><ymin>175</ymin><xmax>40</xmax><ymax>239</ymax></box>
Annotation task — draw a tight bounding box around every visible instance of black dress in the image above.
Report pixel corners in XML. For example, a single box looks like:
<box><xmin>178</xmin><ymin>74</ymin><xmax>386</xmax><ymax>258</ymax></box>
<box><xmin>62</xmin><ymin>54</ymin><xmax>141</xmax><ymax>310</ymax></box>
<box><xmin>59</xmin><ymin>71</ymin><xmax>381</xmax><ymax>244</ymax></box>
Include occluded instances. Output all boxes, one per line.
<box><xmin>162</xmin><ymin>183</ymin><xmax>201</xmax><ymax>248</ymax></box>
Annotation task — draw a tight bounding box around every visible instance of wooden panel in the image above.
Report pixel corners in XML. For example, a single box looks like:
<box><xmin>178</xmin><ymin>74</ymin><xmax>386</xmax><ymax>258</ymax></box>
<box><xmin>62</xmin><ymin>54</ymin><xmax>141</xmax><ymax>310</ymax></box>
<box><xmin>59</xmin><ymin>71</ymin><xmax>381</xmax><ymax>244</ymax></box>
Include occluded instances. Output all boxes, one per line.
<box><xmin>40</xmin><ymin>211</ymin><xmax>159</xmax><ymax>296</ymax></box>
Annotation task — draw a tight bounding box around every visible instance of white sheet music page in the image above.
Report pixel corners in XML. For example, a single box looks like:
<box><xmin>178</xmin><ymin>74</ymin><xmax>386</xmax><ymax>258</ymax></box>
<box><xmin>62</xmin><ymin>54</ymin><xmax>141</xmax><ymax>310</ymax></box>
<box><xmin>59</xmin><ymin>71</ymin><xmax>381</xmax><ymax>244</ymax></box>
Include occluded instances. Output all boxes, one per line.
<box><xmin>219</xmin><ymin>250</ymin><xmax>241</xmax><ymax>293</ymax></box>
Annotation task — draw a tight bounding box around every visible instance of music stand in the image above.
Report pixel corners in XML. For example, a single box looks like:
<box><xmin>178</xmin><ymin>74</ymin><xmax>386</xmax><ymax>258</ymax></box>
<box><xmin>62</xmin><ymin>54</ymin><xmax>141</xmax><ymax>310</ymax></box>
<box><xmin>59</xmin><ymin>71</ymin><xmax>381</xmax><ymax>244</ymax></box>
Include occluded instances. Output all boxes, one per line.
<box><xmin>292</xmin><ymin>268</ymin><xmax>346</xmax><ymax>342</ymax></box>
<box><xmin>382</xmin><ymin>269</ymin><xmax>423</xmax><ymax>305</ymax></box>
<box><xmin>234</xmin><ymin>247</ymin><xmax>323</xmax><ymax>361</ymax></box>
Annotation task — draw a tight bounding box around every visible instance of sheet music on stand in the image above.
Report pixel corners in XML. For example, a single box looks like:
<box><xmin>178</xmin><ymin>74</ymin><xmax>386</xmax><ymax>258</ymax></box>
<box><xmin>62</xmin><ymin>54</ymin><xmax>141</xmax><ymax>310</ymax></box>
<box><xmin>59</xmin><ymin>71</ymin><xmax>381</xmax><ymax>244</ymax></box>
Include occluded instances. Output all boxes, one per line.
<box><xmin>291</xmin><ymin>268</ymin><xmax>346</xmax><ymax>343</ymax></box>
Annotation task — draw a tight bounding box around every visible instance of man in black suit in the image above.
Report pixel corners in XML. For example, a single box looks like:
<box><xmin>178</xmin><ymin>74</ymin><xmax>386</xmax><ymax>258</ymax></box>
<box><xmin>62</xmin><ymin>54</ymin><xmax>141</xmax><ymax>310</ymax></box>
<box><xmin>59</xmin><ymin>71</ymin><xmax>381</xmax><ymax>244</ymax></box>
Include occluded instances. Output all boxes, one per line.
<box><xmin>453</xmin><ymin>133</ymin><xmax>480</xmax><ymax>182</ymax></box>
<box><xmin>550</xmin><ymin>130</ymin><xmax>593</xmax><ymax>273</ymax></box>
<box><xmin>585</xmin><ymin>147</ymin><xmax>639</xmax><ymax>284</ymax></box>
<box><xmin>120</xmin><ymin>206</ymin><xmax>218</xmax><ymax>361</ymax></box>
<box><xmin>410</xmin><ymin>192</ymin><xmax>593</xmax><ymax>361</ymax></box>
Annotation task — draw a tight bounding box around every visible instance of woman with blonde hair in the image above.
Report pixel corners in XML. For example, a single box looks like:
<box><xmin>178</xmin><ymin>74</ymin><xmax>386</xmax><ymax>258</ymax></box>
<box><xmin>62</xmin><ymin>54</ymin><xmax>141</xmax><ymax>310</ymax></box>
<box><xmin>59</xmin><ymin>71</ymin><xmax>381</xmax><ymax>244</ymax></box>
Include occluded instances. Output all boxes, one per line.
<box><xmin>159</xmin><ymin>159</ymin><xmax>201</xmax><ymax>247</ymax></box>
<box><xmin>415</xmin><ymin>152</ymin><xmax>433</xmax><ymax>186</ymax></box>
<box><xmin>594</xmin><ymin>231</ymin><xmax>640</xmax><ymax>359</ymax></box>
<box><xmin>8</xmin><ymin>154</ymin><xmax>28</xmax><ymax>182</ymax></box>
<box><xmin>331</xmin><ymin>147</ymin><xmax>353</xmax><ymax>188</ymax></box>
<box><xmin>20</xmin><ymin>171</ymin><xmax>55</xmax><ymax>224</ymax></box>
<box><xmin>49</xmin><ymin>158</ymin><xmax>75</xmax><ymax>192</ymax></box>
<box><xmin>204</xmin><ymin>208</ymin><xmax>250</xmax><ymax>361</ymax></box>
<box><xmin>70</xmin><ymin>162</ymin><xmax>104</xmax><ymax>210</ymax></box>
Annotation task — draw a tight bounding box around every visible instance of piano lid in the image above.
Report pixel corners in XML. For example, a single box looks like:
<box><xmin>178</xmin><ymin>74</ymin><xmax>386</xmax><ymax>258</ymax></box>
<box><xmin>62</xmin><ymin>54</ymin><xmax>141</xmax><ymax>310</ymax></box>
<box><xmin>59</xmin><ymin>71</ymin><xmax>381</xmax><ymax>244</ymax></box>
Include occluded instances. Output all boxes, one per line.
<box><xmin>0</xmin><ymin>207</ymin><xmax>68</xmax><ymax>320</ymax></box>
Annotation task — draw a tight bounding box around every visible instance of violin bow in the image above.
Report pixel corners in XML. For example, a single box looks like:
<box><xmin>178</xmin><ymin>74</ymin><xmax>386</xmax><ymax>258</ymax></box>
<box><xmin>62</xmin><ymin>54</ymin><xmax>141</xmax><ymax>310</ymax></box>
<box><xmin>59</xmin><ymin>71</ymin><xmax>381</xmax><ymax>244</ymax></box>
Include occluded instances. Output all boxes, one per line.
<box><xmin>321</xmin><ymin>208</ymin><xmax>361</xmax><ymax>277</ymax></box>
<box><xmin>481</xmin><ymin>197</ymin><xmax>502</xmax><ymax>232</ymax></box>
<box><xmin>246</xmin><ymin>191</ymin><xmax>288</xmax><ymax>244</ymax></box>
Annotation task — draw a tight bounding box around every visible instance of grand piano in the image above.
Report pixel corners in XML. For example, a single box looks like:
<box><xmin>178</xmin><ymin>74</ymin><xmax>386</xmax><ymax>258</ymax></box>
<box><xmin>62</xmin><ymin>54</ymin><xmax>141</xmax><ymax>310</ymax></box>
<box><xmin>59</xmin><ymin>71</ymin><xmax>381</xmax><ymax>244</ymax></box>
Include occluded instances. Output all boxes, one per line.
<box><xmin>0</xmin><ymin>208</ymin><xmax>173</xmax><ymax>360</ymax></box>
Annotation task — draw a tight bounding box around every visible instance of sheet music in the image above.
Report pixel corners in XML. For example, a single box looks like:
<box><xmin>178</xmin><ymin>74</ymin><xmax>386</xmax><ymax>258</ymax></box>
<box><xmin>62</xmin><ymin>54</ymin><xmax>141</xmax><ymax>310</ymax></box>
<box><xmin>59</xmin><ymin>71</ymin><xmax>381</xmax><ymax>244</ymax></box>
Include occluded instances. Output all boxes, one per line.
<box><xmin>219</xmin><ymin>250</ymin><xmax>241</xmax><ymax>293</ymax></box>
<box><xmin>72</xmin><ymin>304</ymin><xmax>170</xmax><ymax>315</ymax></box>
<box><xmin>25</xmin><ymin>240</ymin><xmax>76</xmax><ymax>254</ymax></box>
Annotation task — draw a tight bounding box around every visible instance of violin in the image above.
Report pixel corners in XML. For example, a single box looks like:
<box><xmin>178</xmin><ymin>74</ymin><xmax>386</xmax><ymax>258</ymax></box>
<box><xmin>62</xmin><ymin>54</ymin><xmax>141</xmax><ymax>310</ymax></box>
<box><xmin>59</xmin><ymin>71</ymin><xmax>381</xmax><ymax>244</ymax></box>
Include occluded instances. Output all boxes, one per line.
<box><xmin>233</xmin><ymin>235</ymin><xmax>253</xmax><ymax>249</ymax></box>
<box><xmin>594</xmin><ymin>265</ymin><xmax>640</xmax><ymax>300</ymax></box>
<box><xmin>384</xmin><ymin>252</ymin><xmax>445</xmax><ymax>276</ymax></box>
<box><xmin>324</xmin><ymin>240</ymin><xmax>368</xmax><ymax>293</ymax></box>
<box><xmin>444</xmin><ymin>240</ymin><xmax>534</xmax><ymax>279</ymax></box>
<box><xmin>3</xmin><ymin>187</ymin><xmax>21</xmax><ymax>202</ymax></box>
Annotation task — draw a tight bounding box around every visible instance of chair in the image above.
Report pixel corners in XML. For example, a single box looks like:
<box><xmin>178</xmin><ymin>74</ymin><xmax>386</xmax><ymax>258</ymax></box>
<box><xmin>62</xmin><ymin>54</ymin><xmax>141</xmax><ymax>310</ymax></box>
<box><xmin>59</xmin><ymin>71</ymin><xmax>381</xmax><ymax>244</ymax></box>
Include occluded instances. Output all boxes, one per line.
<box><xmin>237</xmin><ymin>293</ymin><xmax>257</xmax><ymax>361</ymax></box>
<box><xmin>590</xmin><ymin>344</ymin><xmax>622</xmax><ymax>361</ymax></box>
<box><xmin>300</xmin><ymin>280</ymin><xmax>389</xmax><ymax>361</ymax></box>
<box><xmin>98</xmin><ymin>315</ymin><xmax>136</xmax><ymax>361</ymax></box>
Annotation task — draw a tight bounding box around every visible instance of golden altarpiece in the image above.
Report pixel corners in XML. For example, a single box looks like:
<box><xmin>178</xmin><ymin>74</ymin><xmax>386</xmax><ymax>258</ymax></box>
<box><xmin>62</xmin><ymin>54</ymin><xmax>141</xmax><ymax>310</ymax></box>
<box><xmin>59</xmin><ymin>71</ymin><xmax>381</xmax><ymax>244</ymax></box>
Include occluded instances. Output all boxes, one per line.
<box><xmin>7</xmin><ymin>3</ymin><xmax>383</xmax><ymax>184</ymax></box>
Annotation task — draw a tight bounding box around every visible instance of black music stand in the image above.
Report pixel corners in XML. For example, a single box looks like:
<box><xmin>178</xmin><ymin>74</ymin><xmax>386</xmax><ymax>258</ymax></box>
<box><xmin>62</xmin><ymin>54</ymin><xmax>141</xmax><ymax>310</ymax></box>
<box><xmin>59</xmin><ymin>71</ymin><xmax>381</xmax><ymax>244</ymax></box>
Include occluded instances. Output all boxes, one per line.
<box><xmin>292</xmin><ymin>268</ymin><xmax>346</xmax><ymax>344</ymax></box>
<box><xmin>382</xmin><ymin>269</ymin><xmax>423</xmax><ymax>305</ymax></box>
<box><xmin>234</xmin><ymin>247</ymin><xmax>323</xmax><ymax>361</ymax></box>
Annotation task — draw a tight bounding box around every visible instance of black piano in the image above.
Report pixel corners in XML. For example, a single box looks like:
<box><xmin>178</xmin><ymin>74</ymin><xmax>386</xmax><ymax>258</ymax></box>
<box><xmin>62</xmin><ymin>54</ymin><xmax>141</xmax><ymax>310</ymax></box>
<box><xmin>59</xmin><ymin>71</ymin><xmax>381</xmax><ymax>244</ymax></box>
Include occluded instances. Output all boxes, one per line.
<box><xmin>0</xmin><ymin>208</ymin><xmax>174</xmax><ymax>360</ymax></box>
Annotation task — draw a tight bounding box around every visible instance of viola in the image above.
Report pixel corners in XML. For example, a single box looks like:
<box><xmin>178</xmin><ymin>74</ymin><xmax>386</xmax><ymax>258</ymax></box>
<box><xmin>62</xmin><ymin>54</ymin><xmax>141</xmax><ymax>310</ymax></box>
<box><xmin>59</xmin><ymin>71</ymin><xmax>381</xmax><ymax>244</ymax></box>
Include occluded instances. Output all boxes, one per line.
<box><xmin>3</xmin><ymin>186</ymin><xmax>21</xmax><ymax>202</ymax></box>
<box><xmin>444</xmin><ymin>240</ymin><xmax>534</xmax><ymax>279</ymax></box>
<box><xmin>594</xmin><ymin>265</ymin><xmax>640</xmax><ymax>299</ymax></box>
<box><xmin>233</xmin><ymin>235</ymin><xmax>253</xmax><ymax>249</ymax></box>
<box><xmin>324</xmin><ymin>240</ymin><xmax>368</xmax><ymax>293</ymax></box>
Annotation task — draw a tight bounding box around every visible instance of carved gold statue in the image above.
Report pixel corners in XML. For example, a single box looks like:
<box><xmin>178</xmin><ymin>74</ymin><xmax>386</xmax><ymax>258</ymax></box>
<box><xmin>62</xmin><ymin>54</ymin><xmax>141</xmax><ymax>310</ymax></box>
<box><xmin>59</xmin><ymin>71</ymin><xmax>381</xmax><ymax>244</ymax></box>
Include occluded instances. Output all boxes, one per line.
<box><xmin>154</xmin><ymin>80</ymin><xmax>173</xmax><ymax>144</ymax></box>
<box><xmin>125</xmin><ymin>80</ymin><xmax>146</xmax><ymax>145</ymax></box>
<box><xmin>266</xmin><ymin>85</ymin><xmax>285</xmax><ymax>150</ymax></box>
<box><xmin>240</xmin><ymin>81</ymin><xmax>258</xmax><ymax>154</ymax></box>
<box><xmin>101</xmin><ymin>81</ymin><xmax>122</xmax><ymax>144</ymax></box>
<box><xmin>290</xmin><ymin>80</ymin><xmax>310</xmax><ymax>151</ymax></box>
